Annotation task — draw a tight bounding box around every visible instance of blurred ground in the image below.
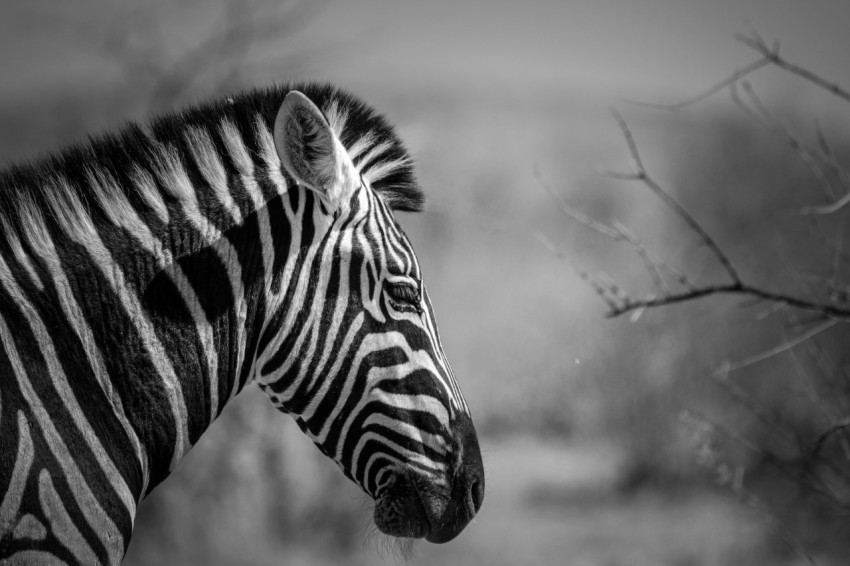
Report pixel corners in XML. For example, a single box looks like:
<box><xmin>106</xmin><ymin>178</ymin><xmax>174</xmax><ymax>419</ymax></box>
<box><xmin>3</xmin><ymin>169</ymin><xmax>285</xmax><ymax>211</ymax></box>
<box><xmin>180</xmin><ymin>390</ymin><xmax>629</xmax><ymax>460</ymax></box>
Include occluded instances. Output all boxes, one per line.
<box><xmin>122</xmin><ymin>392</ymin><xmax>827</xmax><ymax>566</ymax></box>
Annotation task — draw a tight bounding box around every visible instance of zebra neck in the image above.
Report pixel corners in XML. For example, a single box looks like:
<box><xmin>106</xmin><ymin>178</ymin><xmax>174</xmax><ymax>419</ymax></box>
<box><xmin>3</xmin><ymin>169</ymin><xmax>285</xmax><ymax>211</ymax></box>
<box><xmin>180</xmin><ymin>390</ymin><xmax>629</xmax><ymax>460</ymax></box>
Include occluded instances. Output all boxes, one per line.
<box><xmin>44</xmin><ymin>212</ymin><xmax>271</xmax><ymax>498</ymax></box>
<box><xmin>129</xmin><ymin>185</ymin><xmax>332</xmax><ymax>494</ymax></box>
<box><xmin>0</xmin><ymin>175</ymin><xmax>289</xmax><ymax>500</ymax></box>
<box><xmin>251</xmin><ymin>186</ymin><xmax>355</xmax><ymax>416</ymax></box>
<box><xmin>0</xmin><ymin>99</ymin><xmax>338</xmax><ymax>500</ymax></box>
<box><xmin>78</xmin><ymin>118</ymin><xmax>334</xmax><ymax>496</ymax></box>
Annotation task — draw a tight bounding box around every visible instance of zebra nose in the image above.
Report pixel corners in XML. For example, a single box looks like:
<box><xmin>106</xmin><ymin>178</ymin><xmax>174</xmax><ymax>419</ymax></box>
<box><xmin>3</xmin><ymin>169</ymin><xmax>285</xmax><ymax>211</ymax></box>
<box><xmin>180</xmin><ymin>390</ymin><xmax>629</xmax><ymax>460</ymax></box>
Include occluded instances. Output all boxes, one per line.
<box><xmin>425</xmin><ymin>413</ymin><xmax>485</xmax><ymax>544</ymax></box>
<box><xmin>467</xmin><ymin>472</ymin><xmax>485</xmax><ymax>515</ymax></box>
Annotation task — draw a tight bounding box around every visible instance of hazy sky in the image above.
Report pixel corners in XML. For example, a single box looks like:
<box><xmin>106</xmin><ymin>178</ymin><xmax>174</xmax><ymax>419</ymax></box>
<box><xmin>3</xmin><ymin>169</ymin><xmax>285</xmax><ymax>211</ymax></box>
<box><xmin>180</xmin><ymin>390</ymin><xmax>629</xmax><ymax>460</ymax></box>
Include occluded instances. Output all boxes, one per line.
<box><xmin>1</xmin><ymin>0</ymin><xmax>849</xmax><ymax>103</ymax></box>
<box><xmin>313</xmin><ymin>0</ymin><xmax>850</xmax><ymax>98</ymax></box>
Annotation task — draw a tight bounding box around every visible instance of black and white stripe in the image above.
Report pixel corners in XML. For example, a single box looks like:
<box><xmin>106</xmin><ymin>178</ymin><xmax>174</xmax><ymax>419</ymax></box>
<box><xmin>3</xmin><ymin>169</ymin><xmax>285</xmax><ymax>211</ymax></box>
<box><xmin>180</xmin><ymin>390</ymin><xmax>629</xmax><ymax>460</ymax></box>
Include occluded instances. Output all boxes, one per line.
<box><xmin>0</xmin><ymin>83</ymin><xmax>482</xmax><ymax>563</ymax></box>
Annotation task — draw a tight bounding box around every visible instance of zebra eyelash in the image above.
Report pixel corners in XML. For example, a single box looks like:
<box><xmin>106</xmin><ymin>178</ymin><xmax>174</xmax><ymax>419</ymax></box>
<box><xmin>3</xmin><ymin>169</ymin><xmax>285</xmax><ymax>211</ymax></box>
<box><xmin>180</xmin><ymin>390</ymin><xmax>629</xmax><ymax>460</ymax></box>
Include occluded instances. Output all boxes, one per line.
<box><xmin>384</xmin><ymin>280</ymin><xmax>422</xmax><ymax>314</ymax></box>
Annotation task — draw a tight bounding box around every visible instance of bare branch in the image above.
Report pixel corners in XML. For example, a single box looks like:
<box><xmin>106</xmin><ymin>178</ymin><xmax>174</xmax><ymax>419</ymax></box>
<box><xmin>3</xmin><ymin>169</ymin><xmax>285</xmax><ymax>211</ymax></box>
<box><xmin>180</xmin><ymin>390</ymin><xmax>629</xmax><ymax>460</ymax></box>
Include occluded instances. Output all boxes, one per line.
<box><xmin>733</xmin><ymin>81</ymin><xmax>844</xmax><ymax>202</ymax></box>
<box><xmin>800</xmin><ymin>192</ymin><xmax>850</xmax><ymax>216</ymax></box>
<box><xmin>608</xmin><ymin>108</ymin><xmax>649</xmax><ymax>175</ymax></box>
<box><xmin>605</xmin><ymin>283</ymin><xmax>850</xmax><ymax>320</ymax></box>
<box><xmin>733</xmin><ymin>81</ymin><xmax>850</xmax><ymax>213</ymax></box>
<box><xmin>610</xmin><ymin>109</ymin><xmax>742</xmax><ymax>285</ymax></box>
<box><xmin>814</xmin><ymin>120</ymin><xmax>835</xmax><ymax>160</ymax></box>
<box><xmin>613</xmin><ymin>221</ymin><xmax>670</xmax><ymax>295</ymax></box>
<box><xmin>718</xmin><ymin>319</ymin><xmax>839</xmax><ymax>375</ymax></box>
<box><xmin>588</xmin><ymin>110</ymin><xmax>850</xmax><ymax>320</ymax></box>
<box><xmin>735</xmin><ymin>31</ymin><xmax>850</xmax><ymax>105</ymax></box>
<box><xmin>569</xmin><ymin>29</ymin><xmax>850</xmax><ymax>559</ymax></box>
<box><xmin>627</xmin><ymin>28</ymin><xmax>850</xmax><ymax>114</ymax></box>
<box><xmin>623</xmin><ymin>57</ymin><xmax>772</xmax><ymax>111</ymax></box>
<box><xmin>535</xmin><ymin>166</ymin><xmax>621</xmax><ymax>240</ymax></box>
<box><xmin>535</xmin><ymin>166</ymin><xmax>696</xmax><ymax>295</ymax></box>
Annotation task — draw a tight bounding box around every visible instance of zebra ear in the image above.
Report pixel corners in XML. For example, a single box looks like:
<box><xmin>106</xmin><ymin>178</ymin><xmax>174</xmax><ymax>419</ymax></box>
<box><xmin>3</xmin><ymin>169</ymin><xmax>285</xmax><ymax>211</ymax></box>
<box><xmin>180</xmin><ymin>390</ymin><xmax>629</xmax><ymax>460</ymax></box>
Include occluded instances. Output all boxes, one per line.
<box><xmin>274</xmin><ymin>91</ymin><xmax>353</xmax><ymax>208</ymax></box>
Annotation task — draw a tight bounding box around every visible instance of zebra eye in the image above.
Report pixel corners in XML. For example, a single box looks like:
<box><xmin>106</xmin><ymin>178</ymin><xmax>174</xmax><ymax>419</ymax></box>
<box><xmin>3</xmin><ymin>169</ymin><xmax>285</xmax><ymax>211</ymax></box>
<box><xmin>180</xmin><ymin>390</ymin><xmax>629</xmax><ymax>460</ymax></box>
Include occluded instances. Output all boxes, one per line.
<box><xmin>384</xmin><ymin>281</ymin><xmax>422</xmax><ymax>313</ymax></box>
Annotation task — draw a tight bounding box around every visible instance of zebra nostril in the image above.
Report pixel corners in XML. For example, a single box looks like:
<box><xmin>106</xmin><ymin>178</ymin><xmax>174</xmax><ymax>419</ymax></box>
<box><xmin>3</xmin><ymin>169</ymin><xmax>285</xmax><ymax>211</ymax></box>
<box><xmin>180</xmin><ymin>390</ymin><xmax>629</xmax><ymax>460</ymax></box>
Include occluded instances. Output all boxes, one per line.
<box><xmin>469</xmin><ymin>478</ymin><xmax>484</xmax><ymax>514</ymax></box>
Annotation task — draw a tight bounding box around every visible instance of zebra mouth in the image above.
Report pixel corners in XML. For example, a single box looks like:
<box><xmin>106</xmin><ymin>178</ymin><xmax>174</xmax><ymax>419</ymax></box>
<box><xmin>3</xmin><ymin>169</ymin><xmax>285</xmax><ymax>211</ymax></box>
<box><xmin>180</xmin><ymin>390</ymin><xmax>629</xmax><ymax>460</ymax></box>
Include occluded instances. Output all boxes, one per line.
<box><xmin>373</xmin><ymin>471</ymin><xmax>439</xmax><ymax>540</ymax></box>
<box><xmin>373</xmin><ymin>464</ymin><xmax>480</xmax><ymax>544</ymax></box>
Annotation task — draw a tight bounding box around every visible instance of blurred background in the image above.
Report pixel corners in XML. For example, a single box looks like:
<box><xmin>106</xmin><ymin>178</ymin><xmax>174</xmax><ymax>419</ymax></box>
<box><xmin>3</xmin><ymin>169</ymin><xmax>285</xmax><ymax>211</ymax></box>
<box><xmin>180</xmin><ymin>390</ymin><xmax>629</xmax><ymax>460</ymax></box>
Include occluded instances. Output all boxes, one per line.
<box><xmin>2</xmin><ymin>1</ymin><xmax>850</xmax><ymax>564</ymax></box>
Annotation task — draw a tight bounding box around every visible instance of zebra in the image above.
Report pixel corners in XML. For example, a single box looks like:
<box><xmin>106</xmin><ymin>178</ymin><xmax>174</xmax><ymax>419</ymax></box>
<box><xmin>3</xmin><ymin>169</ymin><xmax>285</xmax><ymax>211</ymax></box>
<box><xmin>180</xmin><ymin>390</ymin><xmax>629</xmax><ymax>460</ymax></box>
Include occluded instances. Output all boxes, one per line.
<box><xmin>0</xmin><ymin>83</ymin><xmax>484</xmax><ymax>564</ymax></box>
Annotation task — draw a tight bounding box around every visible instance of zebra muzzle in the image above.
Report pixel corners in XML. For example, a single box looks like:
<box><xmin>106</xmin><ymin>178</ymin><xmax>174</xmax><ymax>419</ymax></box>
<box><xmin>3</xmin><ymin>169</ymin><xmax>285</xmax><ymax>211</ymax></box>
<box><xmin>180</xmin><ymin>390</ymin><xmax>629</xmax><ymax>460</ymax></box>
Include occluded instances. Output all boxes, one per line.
<box><xmin>423</xmin><ymin>413</ymin><xmax>485</xmax><ymax>544</ymax></box>
<box><xmin>373</xmin><ymin>415</ymin><xmax>485</xmax><ymax>543</ymax></box>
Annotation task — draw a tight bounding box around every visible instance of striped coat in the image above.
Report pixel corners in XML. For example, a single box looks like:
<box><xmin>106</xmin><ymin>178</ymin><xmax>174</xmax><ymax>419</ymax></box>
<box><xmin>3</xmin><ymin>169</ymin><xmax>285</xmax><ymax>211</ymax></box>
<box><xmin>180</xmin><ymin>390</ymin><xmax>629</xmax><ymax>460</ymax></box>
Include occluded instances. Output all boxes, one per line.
<box><xmin>0</xmin><ymin>84</ymin><xmax>484</xmax><ymax>564</ymax></box>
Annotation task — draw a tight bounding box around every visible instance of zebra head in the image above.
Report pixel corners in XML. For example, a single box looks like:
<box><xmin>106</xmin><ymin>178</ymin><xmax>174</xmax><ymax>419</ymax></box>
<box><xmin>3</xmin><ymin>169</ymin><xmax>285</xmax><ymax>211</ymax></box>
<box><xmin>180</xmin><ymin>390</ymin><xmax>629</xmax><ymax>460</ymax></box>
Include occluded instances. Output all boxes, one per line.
<box><xmin>254</xmin><ymin>91</ymin><xmax>484</xmax><ymax>543</ymax></box>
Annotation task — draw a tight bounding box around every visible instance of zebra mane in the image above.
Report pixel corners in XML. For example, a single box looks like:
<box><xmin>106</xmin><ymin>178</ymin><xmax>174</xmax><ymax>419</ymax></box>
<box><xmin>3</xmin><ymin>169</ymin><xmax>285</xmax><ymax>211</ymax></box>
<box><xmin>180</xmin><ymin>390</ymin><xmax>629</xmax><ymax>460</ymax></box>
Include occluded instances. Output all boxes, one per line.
<box><xmin>259</xmin><ymin>83</ymin><xmax>423</xmax><ymax>213</ymax></box>
<box><xmin>0</xmin><ymin>83</ymin><xmax>423</xmax><ymax>245</ymax></box>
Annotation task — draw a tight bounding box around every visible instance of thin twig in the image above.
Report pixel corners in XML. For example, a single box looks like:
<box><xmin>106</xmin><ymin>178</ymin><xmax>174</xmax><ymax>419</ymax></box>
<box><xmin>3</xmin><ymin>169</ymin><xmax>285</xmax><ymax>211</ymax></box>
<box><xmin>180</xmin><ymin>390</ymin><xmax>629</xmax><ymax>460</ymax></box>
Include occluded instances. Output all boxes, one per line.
<box><xmin>736</xmin><ymin>31</ymin><xmax>850</xmax><ymax>105</ymax></box>
<box><xmin>626</xmin><ymin>28</ymin><xmax>850</xmax><ymax>111</ymax></box>
<box><xmin>754</xmin><ymin>301</ymin><xmax>787</xmax><ymax>320</ymax></box>
<box><xmin>733</xmin><ymin>81</ymin><xmax>844</xmax><ymax>203</ymax></box>
<box><xmin>814</xmin><ymin>120</ymin><xmax>838</xmax><ymax>200</ymax></box>
<box><xmin>605</xmin><ymin>283</ymin><xmax>850</xmax><ymax>320</ymax></box>
<box><xmin>614</xmin><ymin>221</ymin><xmax>671</xmax><ymax>295</ymax></box>
<box><xmin>597</xmin><ymin>111</ymin><xmax>850</xmax><ymax>320</ymax></box>
<box><xmin>720</xmin><ymin>319</ymin><xmax>839</xmax><ymax>374</ymax></box>
<box><xmin>814</xmin><ymin>120</ymin><xmax>835</xmax><ymax>160</ymax></box>
<box><xmin>830</xmin><ymin>220</ymin><xmax>845</xmax><ymax>299</ymax></box>
<box><xmin>740</xmin><ymin>81</ymin><xmax>850</xmax><ymax>212</ymax></box>
<box><xmin>623</xmin><ymin>57</ymin><xmax>772</xmax><ymax>110</ymax></box>
<box><xmin>801</xmin><ymin>191</ymin><xmax>850</xmax><ymax>216</ymax></box>
<box><xmin>608</xmin><ymin>109</ymin><xmax>743</xmax><ymax>286</ymax></box>
<box><xmin>535</xmin><ymin>166</ymin><xmax>696</xmax><ymax>294</ymax></box>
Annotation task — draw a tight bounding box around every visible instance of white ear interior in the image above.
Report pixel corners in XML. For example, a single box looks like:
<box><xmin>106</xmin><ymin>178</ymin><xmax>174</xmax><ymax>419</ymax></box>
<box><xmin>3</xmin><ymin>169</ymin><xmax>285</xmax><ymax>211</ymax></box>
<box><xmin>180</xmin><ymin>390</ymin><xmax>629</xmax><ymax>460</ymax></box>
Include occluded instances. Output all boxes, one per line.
<box><xmin>273</xmin><ymin>91</ymin><xmax>349</xmax><ymax>205</ymax></box>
